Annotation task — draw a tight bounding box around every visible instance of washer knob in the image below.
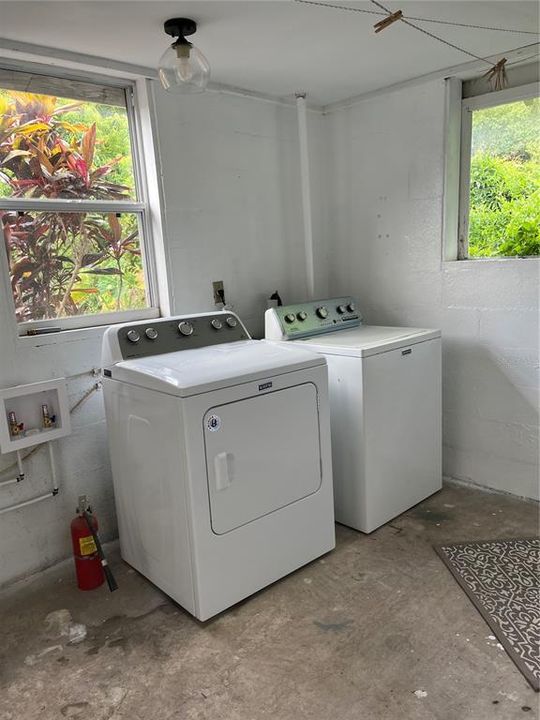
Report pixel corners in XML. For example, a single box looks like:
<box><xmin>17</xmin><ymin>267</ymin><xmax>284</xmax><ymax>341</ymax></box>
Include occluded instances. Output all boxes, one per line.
<box><xmin>145</xmin><ymin>327</ymin><xmax>158</xmax><ymax>340</ymax></box>
<box><xmin>126</xmin><ymin>329</ymin><xmax>140</xmax><ymax>343</ymax></box>
<box><xmin>337</xmin><ymin>304</ymin><xmax>346</xmax><ymax>314</ymax></box>
<box><xmin>297</xmin><ymin>311</ymin><xmax>308</xmax><ymax>321</ymax></box>
<box><xmin>226</xmin><ymin>316</ymin><xmax>238</xmax><ymax>328</ymax></box>
<box><xmin>284</xmin><ymin>313</ymin><xmax>296</xmax><ymax>324</ymax></box>
<box><xmin>316</xmin><ymin>306</ymin><xmax>329</xmax><ymax>319</ymax></box>
<box><xmin>178</xmin><ymin>321</ymin><xmax>194</xmax><ymax>336</ymax></box>
<box><xmin>211</xmin><ymin>318</ymin><xmax>223</xmax><ymax>330</ymax></box>
<box><xmin>347</xmin><ymin>302</ymin><xmax>356</xmax><ymax>313</ymax></box>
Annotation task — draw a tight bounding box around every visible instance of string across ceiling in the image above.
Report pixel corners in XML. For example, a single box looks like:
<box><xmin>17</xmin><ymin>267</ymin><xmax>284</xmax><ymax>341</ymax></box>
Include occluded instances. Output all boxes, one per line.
<box><xmin>294</xmin><ymin>0</ymin><xmax>540</xmax><ymax>90</ymax></box>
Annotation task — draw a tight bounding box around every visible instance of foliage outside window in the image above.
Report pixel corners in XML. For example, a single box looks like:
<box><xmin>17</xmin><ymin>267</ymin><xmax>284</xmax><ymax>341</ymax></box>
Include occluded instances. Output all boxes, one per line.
<box><xmin>0</xmin><ymin>79</ymin><xmax>153</xmax><ymax>328</ymax></box>
<box><xmin>461</xmin><ymin>93</ymin><xmax>539</xmax><ymax>259</ymax></box>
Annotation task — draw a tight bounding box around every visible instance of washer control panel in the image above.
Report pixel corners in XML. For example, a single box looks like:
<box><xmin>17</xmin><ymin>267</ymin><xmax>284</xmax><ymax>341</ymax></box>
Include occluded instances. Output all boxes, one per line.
<box><xmin>115</xmin><ymin>312</ymin><xmax>249</xmax><ymax>360</ymax></box>
<box><xmin>266</xmin><ymin>297</ymin><xmax>362</xmax><ymax>340</ymax></box>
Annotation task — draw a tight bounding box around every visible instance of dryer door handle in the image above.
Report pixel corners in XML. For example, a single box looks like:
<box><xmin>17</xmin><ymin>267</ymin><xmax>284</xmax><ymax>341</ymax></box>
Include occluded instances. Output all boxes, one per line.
<box><xmin>214</xmin><ymin>452</ymin><xmax>235</xmax><ymax>491</ymax></box>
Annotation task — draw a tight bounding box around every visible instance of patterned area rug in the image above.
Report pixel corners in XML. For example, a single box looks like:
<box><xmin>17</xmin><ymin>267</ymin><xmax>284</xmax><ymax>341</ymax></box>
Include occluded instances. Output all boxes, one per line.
<box><xmin>435</xmin><ymin>538</ymin><xmax>540</xmax><ymax>691</ymax></box>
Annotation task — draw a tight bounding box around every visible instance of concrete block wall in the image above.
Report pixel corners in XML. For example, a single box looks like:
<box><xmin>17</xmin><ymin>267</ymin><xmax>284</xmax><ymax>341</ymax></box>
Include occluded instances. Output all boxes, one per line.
<box><xmin>324</xmin><ymin>78</ymin><xmax>539</xmax><ymax>500</ymax></box>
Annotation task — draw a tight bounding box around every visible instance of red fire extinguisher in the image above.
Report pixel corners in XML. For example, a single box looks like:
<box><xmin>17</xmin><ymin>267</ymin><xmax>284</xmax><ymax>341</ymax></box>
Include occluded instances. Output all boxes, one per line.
<box><xmin>71</xmin><ymin>495</ymin><xmax>117</xmax><ymax>592</ymax></box>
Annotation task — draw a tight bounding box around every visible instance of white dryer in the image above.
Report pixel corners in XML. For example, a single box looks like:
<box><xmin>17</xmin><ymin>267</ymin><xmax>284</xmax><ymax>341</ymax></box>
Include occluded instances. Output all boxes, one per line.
<box><xmin>266</xmin><ymin>298</ymin><xmax>442</xmax><ymax>533</ymax></box>
<box><xmin>102</xmin><ymin>311</ymin><xmax>335</xmax><ymax>621</ymax></box>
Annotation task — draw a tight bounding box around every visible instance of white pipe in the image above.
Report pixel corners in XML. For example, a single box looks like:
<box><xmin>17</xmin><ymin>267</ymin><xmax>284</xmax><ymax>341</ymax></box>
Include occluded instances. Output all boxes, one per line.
<box><xmin>0</xmin><ymin>451</ymin><xmax>25</xmax><ymax>486</ymax></box>
<box><xmin>0</xmin><ymin>441</ymin><xmax>59</xmax><ymax>515</ymax></box>
<box><xmin>48</xmin><ymin>442</ymin><xmax>58</xmax><ymax>493</ymax></box>
<box><xmin>0</xmin><ymin>476</ymin><xmax>20</xmax><ymax>488</ymax></box>
<box><xmin>0</xmin><ymin>450</ymin><xmax>24</xmax><ymax>488</ymax></box>
<box><xmin>0</xmin><ymin>491</ymin><xmax>56</xmax><ymax>516</ymax></box>
<box><xmin>16</xmin><ymin>450</ymin><xmax>24</xmax><ymax>480</ymax></box>
<box><xmin>296</xmin><ymin>92</ymin><xmax>316</xmax><ymax>300</ymax></box>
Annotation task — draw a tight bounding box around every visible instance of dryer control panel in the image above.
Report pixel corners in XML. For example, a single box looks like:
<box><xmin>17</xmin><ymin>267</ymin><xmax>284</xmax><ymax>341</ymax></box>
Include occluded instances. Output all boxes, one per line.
<box><xmin>265</xmin><ymin>297</ymin><xmax>362</xmax><ymax>341</ymax></box>
<box><xmin>102</xmin><ymin>312</ymin><xmax>250</xmax><ymax>365</ymax></box>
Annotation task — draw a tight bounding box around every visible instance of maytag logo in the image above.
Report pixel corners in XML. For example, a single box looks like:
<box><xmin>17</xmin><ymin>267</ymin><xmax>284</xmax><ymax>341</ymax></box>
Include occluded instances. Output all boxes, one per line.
<box><xmin>258</xmin><ymin>382</ymin><xmax>272</xmax><ymax>391</ymax></box>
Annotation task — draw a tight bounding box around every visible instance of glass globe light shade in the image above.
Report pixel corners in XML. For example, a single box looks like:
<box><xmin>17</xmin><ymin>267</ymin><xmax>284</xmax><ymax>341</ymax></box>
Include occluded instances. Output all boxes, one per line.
<box><xmin>158</xmin><ymin>42</ymin><xmax>210</xmax><ymax>93</ymax></box>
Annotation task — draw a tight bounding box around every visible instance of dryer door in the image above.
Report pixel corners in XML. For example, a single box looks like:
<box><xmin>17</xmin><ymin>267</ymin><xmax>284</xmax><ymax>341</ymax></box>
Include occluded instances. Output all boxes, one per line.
<box><xmin>204</xmin><ymin>382</ymin><xmax>322</xmax><ymax>535</ymax></box>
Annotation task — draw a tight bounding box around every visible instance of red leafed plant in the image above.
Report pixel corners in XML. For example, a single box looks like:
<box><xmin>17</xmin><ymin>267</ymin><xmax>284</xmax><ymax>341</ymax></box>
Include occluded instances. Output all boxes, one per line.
<box><xmin>0</xmin><ymin>91</ymin><xmax>142</xmax><ymax>321</ymax></box>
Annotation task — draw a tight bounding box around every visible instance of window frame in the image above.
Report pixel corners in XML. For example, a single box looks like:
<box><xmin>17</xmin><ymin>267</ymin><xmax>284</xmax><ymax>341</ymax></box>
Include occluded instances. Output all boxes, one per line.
<box><xmin>0</xmin><ymin>71</ymin><xmax>160</xmax><ymax>335</ymax></box>
<box><xmin>457</xmin><ymin>81</ymin><xmax>539</xmax><ymax>261</ymax></box>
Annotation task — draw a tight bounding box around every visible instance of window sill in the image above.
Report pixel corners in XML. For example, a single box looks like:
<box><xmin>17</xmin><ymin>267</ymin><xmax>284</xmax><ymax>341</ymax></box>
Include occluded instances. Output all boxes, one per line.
<box><xmin>16</xmin><ymin>324</ymin><xmax>112</xmax><ymax>349</ymax></box>
<box><xmin>443</xmin><ymin>257</ymin><xmax>539</xmax><ymax>270</ymax></box>
<box><xmin>16</xmin><ymin>308</ymin><xmax>160</xmax><ymax>348</ymax></box>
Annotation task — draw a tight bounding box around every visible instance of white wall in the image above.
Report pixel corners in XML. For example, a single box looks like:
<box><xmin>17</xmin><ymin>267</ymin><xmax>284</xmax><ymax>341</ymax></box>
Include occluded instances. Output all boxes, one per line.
<box><xmin>152</xmin><ymin>86</ymin><xmax>328</xmax><ymax>333</ymax></box>
<box><xmin>325</xmin><ymin>78</ymin><xmax>539</xmax><ymax>500</ymax></box>
<box><xmin>0</xmin><ymin>84</ymin><xmax>325</xmax><ymax>587</ymax></box>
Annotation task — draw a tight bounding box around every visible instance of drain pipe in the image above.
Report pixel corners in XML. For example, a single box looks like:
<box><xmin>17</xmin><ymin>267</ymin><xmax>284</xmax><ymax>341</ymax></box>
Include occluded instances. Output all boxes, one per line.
<box><xmin>296</xmin><ymin>92</ymin><xmax>315</xmax><ymax>300</ymax></box>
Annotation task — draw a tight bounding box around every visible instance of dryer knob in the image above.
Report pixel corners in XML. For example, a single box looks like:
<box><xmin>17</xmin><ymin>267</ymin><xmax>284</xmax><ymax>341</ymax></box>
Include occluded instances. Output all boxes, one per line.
<box><xmin>178</xmin><ymin>321</ymin><xmax>194</xmax><ymax>336</ymax></box>
<box><xmin>284</xmin><ymin>313</ymin><xmax>296</xmax><ymax>324</ymax></box>
<box><xmin>145</xmin><ymin>327</ymin><xmax>158</xmax><ymax>340</ymax></box>
<box><xmin>297</xmin><ymin>311</ymin><xmax>308</xmax><ymax>321</ymax></box>
<box><xmin>226</xmin><ymin>316</ymin><xmax>238</xmax><ymax>328</ymax></box>
<box><xmin>126</xmin><ymin>329</ymin><xmax>140</xmax><ymax>343</ymax></box>
<box><xmin>347</xmin><ymin>302</ymin><xmax>356</xmax><ymax>313</ymax></box>
<box><xmin>337</xmin><ymin>304</ymin><xmax>346</xmax><ymax>314</ymax></box>
<box><xmin>211</xmin><ymin>318</ymin><xmax>223</xmax><ymax>330</ymax></box>
<box><xmin>316</xmin><ymin>306</ymin><xmax>329</xmax><ymax>319</ymax></box>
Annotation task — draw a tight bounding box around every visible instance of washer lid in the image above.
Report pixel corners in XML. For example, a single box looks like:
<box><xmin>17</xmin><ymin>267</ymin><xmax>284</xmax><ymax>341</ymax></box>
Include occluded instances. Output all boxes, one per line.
<box><xmin>108</xmin><ymin>340</ymin><xmax>325</xmax><ymax>397</ymax></box>
<box><xmin>294</xmin><ymin>325</ymin><xmax>441</xmax><ymax>357</ymax></box>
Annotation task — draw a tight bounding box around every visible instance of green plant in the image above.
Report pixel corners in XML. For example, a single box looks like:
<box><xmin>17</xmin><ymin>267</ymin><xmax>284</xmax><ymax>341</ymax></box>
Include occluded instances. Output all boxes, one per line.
<box><xmin>468</xmin><ymin>97</ymin><xmax>540</xmax><ymax>258</ymax></box>
<box><xmin>0</xmin><ymin>90</ymin><xmax>145</xmax><ymax>321</ymax></box>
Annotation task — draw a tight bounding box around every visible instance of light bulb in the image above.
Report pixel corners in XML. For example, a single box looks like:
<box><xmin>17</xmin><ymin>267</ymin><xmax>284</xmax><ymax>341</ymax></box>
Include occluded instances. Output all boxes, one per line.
<box><xmin>175</xmin><ymin>44</ymin><xmax>194</xmax><ymax>82</ymax></box>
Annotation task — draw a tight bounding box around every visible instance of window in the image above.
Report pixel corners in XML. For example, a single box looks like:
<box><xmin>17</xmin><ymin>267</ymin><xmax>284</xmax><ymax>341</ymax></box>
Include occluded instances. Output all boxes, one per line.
<box><xmin>0</xmin><ymin>69</ymin><xmax>158</xmax><ymax>333</ymax></box>
<box><xmin>458</xmin><ymin>83</ymin><xmax>539</xmax><ymax>260</ymax></box>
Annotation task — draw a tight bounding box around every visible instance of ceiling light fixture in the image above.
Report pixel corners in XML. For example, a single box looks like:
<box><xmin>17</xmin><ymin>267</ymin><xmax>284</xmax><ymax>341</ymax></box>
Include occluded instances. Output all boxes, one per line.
<box><xmin>158</xmin><ymin>18</ymin><xmax>210</xmax><ymax>93</ymax></box>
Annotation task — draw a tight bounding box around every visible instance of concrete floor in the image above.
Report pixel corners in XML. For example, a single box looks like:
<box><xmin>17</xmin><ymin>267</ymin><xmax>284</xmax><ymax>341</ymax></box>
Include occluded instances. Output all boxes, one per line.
<box><xmin>0</xmin><ymin>482</ymin><xmax>538</xmax><ymax>720</ymax></box>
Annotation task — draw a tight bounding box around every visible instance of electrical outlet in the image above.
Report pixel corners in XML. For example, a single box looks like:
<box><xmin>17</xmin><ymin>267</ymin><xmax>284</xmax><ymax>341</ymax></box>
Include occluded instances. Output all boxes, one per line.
<box><xmin>213</xmin><ymin>281</ymin><xmax>225</xmax><ymax>305</ymax></box>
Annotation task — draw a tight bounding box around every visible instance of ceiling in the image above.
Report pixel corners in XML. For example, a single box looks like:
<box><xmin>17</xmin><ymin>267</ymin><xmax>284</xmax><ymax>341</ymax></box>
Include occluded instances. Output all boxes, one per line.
<box><xmin>0</xmin><ymin>1</ymin><xmax>537</xmax><ymax>105</ymax></box>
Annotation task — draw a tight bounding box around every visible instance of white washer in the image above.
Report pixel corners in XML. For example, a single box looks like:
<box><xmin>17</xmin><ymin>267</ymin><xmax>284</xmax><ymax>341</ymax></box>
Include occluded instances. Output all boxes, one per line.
<box><xmin>102</xmin><ymin>311</ymin><xmax>335</xmax><ymax>621</ymax></box>
<box><xmin>265</xmin><ymin>298</ymin><xmax>442</xmax><ymax>533</ymax></box>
